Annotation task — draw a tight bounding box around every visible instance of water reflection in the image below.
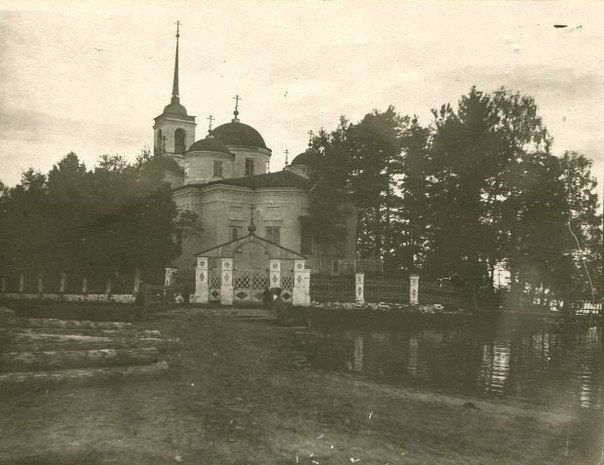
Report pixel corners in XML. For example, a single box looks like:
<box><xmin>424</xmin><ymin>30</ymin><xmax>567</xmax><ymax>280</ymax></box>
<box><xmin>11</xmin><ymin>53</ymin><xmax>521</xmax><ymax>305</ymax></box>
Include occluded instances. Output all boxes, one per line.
<box><xmin>297</xmin><ymin>323</ymin><xmax>601</xmax><ymax>408</ymax></box>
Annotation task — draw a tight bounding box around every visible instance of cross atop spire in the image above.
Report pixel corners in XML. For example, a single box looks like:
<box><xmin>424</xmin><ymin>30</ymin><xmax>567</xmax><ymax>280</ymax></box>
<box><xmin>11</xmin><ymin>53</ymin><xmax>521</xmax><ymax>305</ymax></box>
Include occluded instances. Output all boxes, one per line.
<box><xmin>232</xmin><ymin>94</ymin><xmax>241</xmax><ymax>122</ymax></box>
<box><xmin>171</xmin><ymin>21</ymin><xmax>181</xmax><ymax>101</ymax></box>
<box><xmin>284</xmin><ymin>149</ymin><xmax>289</xmax><ymax>165</ymax></box>
<box><xmin>207</xmin><ymin>114</ymin><xmax>214</xmax><ymax>133</ymax></box>
<box><xmin>307</xmin><ymin>130</ymin><xmax>314</xmax><ymax>147</ymax></box>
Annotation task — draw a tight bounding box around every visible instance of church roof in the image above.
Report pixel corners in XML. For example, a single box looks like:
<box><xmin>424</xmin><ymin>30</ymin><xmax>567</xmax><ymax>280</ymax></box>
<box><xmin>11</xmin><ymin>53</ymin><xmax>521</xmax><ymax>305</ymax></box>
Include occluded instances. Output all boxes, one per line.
<box><xmin>210</xmin><ymin>171</ymin><xmax>310</xmax><ymax>189</ymax></box>
<box><xmin>212</xmin><ymin>120</ymin><xmax>268</xmax><ymax>150</ymax></box>
<box><xmin>144</xmin><ymin>156</ymin><xmax>183</xmax><ymax>172</ymax></box>
<box><xmin>188</xmin><ymin>136</ymin><xmax>232</xmax><ymax>154</ymax></box>
<box><xmin>174</xmin><ymin>170</ymin><xmax>310</xmax><ymax>192</ymax></box>
<box><xmin>291</xmin><ymin>149</ymin><xmax>321</xmax><ymax>166</ymax></box>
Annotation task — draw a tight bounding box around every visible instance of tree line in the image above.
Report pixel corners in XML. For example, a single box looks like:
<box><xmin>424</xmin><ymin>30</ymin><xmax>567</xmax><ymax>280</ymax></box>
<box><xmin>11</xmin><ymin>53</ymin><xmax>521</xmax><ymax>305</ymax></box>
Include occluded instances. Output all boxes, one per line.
<box><xmin>306</xmin><ymin>87</ymin><xmax>602</xmax><ymax>306</ymax></box>
<box><xmin>0</xmin><ymin>152</ymin><xmax>200</xmax><ymax>283</ymax></box>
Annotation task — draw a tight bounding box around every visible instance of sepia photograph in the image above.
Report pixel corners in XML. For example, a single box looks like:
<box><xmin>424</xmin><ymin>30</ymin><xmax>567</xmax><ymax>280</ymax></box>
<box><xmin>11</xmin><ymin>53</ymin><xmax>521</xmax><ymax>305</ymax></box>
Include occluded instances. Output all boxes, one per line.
<box><xmin>0</xmin><ymin>1</ymin><xmax>603</xmax><ymax>464</ymax></box>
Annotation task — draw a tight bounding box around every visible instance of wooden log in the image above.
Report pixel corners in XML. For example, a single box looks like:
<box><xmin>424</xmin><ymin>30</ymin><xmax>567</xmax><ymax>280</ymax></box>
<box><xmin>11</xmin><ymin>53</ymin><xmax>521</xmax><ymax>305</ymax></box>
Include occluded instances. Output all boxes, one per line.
<box><xmin>21</xmin><ymin>318</ymin><xmax>133</xmax><ymax>330</ymax></box>
<box><xmin>3</xmin><ymin>328</ymin><xmax>162</xmax><ymax>338</ymax></box>
<box><xmin>0</xmin><ymin>361</ymin><xmax>169</xmax><ymax>391</ymax></box>
<box><xmin>0</xmin><ymin>347</ymin><xmax>160</xmax><ymax>372</ymax></box>
<box><xmin>3</xmin><ymin>337</ymin><xmax>182</xmax><ymax>354</ymax></box>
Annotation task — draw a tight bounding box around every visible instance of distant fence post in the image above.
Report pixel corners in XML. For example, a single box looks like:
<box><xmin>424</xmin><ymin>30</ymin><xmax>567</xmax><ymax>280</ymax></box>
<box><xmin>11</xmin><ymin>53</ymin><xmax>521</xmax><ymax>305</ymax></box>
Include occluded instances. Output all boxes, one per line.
<box><xmin>19</xmin><ymin>273</ymin><xmax>24</xmax><ymax>293</ymax></box>
<box><xmin>409</xmin><ymin>274</ymin><xmax>419</xmax><ymax>305</ymax></box>
<box><xmin>59</xmin><ymin>272</ymin><xmax>67</xmax><ymax>294</ymax></box>
<box><xmin>355</xmin><ymin>273</ymin><xmax>365</xmax><ymax>304</ymax></box>
<box><xmin>193</xmin><ymin>257</ymin><xmax>209</xmax><ymax>304</ymax></box>
<box><xmin>133</xmin><ymin>269</ymin><xmax>141</xmax><ymax>294</ymax></box>
<box><xmin>220</xmin><ymin>258</ymin><xmax>233</xmax><ymax>306</ymax></box>
<box><xmin>269</xmin><ymin>259</ymin><xmax>281</xmax><ymax>289</ymax></box>
<box><xmin>37</xmin><ymin>273</ymin><xmax>43</xmax><ymax>295</ymax></box>
<box><xmin>82</xmin><ymin>277</ymin><xmax>88</xmax><ymax>295</ymax></box>
<box><xmin>105</xmin><ymin>277</ymin><xmax>112</xmax><ymax>295</ymax></box>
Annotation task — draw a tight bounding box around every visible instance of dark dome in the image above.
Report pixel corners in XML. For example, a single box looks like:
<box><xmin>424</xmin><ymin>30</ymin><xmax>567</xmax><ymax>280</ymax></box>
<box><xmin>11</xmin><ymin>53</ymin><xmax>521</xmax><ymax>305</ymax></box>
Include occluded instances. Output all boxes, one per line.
<box><xmin>188</xmin><ymin>136</ymin><xmax>232</xmax><ymax>155</ymax></box>
<box><xmin>145</xmin><ymin>156</ymin><xmax>183</xmax><ymax>172</ymax></box>
<box><xmin>162</xmin><ymin>97</ymin><xmax>188</xmax><ymax>117</ymax></box>
<box><xmin>211</xmin><ymin>121</ymin><xmax>267</xmax><ymax>149</ymax></box>
<box><xmin>291</xmin><ymin>149</ymin><xmax>321</xmax><ymax>166</ymax></box>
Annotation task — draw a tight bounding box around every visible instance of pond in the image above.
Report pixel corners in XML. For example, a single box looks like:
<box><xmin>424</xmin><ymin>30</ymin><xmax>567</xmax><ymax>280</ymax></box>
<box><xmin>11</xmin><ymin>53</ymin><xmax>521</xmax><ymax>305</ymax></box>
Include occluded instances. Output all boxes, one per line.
<box><xmin>293</xmin><ymin>318</ymin><xmax>602</xmax><ymax>409</ymax></box>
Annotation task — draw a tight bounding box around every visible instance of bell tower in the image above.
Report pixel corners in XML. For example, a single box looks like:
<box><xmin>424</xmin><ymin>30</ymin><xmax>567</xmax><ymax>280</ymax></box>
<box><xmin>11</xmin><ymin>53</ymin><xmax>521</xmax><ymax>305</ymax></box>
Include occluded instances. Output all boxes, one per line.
<box><xmin>153</xmin><ymin>21</ymin><xmax>196</xmax><ymax>156</ymax></box>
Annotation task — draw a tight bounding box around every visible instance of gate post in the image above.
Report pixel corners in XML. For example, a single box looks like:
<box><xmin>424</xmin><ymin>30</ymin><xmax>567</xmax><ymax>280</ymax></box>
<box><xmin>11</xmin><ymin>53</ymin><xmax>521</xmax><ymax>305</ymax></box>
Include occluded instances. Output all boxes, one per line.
<box><xmin>410</xmin><ymin>273</ymin><xmax>420</xmax><ymax>305</ymax></box>
<box><xmin>220</xmin><ymin>258</ymin><xmax>233</xmax><ymax>306</ymax></box>
<box><xmin>19</xmin><ymin>273</ymin><xmax>24</xmax><ymax>293</ymax></box>
<box><xmin>164</xmin><ymin>267</ymin><xmax>178</xmax><ymax>287</ymax></box>
<box><xmin>355</xmin><ymin>273</ymin><xmax>365</xmax><ymax>304</ymax></box>
<box><xmin>269</xmin><ymin>259</ymin><xmax>281</xmax><ymax>289</ymax></box>
<box><xmin>192</xmin><ymin>257</ymin><xmax>209</xmax><ymax>304</ymax></box>
<box><xmin>293</xmin><ymin>259</ymin><xmax>310</xmax><ymax>306</ymax></box>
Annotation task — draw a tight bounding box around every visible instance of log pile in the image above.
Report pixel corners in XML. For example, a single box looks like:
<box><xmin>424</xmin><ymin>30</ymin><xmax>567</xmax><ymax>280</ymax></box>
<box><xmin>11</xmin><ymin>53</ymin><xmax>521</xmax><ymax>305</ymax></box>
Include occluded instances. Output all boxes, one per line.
<box><xmin>0</xmin><ymin>307</ymin><xmax>181</xmax><ymax>390</ymax></box>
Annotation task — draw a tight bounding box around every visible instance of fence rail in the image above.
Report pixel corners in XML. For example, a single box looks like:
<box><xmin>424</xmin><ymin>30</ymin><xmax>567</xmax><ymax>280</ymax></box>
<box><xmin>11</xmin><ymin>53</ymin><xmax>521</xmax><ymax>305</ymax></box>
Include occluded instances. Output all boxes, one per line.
<box><xmin>365</xmin><ymin>278</ymin><xmax>409</xmax><ymax>303</ymax></box>
<box><xmin>419</xmin><ymin>281</ymin><xmax>463</xmax><ymax>307</ymax></box>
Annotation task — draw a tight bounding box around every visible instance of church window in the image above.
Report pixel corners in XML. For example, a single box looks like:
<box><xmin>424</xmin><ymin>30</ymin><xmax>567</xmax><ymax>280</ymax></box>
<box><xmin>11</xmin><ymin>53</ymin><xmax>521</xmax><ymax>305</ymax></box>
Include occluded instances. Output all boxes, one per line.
<box><xmin>174</xmin><ymin>128</ymin><xmax>186</xmax><ymax>154</ymax></box>
<box><xmin>231</xmin><ymin>226</ymin><xmax>243</xmax><ymax>241</ymax></box>
<box><xmin>266</xmin><ymin>226</ymin><xmax>281</xmax><ymax>244</ymax></box>
<box><xmin>213</xmin><ymin>161</ymin><xmax>223</xmax><ymax>178</ymax></box>
<box><xmin>245</xmin><ymin>158</ymin><xmax>255</xmax><ymax>176</ymax></box>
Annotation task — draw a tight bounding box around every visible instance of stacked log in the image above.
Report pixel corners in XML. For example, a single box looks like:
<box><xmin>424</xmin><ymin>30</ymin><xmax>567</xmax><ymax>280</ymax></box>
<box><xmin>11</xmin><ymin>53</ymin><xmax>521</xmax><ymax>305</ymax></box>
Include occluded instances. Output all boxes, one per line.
<box><xmin>0</xmin><ymin>308</ymin><xmax>181</xmax><ymax>390</ymax></box>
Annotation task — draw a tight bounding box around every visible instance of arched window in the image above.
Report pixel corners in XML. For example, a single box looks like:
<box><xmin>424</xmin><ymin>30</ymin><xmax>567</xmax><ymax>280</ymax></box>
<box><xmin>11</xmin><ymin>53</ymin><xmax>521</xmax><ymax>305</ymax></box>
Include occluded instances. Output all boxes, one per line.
<box><xmin>174</xmin><ymin>128</ymin><xmax>186</xmax><ymax>154</ymax></box>
<box><xmin>156</xmin><ymin>129</ymin><xmax>163</xmax><ymax>154</ymax></box>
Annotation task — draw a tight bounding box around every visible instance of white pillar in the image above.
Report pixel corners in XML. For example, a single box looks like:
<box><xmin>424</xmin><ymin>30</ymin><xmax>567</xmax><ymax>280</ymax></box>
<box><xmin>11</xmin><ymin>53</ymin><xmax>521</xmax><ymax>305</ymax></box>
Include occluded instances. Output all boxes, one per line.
<box><xmin>38</xmin><ymin>273</ymin><xmax>43</xmax><ymax>294</ymax></box>
<box><xmin>355</xmin><ymin>273</ymin><xmax>365</xmax><ymax>304</ymax></box>
<box><xmin>192</xmin><ymin>257</ymin><xmax>209</xmax><ymax>304</ymax></box>
<box><xmin>293</xmin><ymin>259</ymin><xmax>310</xmax><ymax>306</ymax></box>
<box><xmin>269</xmin><ymin>259</ymin><xmax>281</xmax><ymax>289</ymax></box>
<box><xmin>220</xmin><ymin>258</ymin><xmax>233</xmax><ymax>306</ymax></box>
<box><xmin>410</xmin><ymin>274</ymin><xmax>420</xmax><ymax>305</ymax></box>
<box><xmin>105</xmin><ymin>277</ymin><xmax>112</xmax><ymax>295</ymax></box>
<box><xmin>133</xmin><ymin>269</ymin><xmax>141</xmax><ymax>294</ymax></box>
<box><xmin>59</xmin><ymin>272</ymin><xmax>67</xmax><ymax>294</ymax></box>
<box><xmin>18</xmin><ymin>273</ymin><xmax>24</xmax><ymax>293</ymax></box>
<box><xmin>164</xmin><ymin>267</ymin><xmax>178</xmax><ymax>287</ymax></box>
<box><xmin>82</xmin><ymin>277</ymin><xmax>88</xmax><ymax>295</ymax></box>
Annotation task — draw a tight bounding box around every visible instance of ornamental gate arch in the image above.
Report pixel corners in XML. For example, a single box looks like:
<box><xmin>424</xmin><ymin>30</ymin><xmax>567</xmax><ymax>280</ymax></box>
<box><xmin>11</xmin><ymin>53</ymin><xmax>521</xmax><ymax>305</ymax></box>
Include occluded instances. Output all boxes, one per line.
<box><xmin>192</xmin><ymin>230</ymin><xmax>307</xmax><ymax>307</ymax></box>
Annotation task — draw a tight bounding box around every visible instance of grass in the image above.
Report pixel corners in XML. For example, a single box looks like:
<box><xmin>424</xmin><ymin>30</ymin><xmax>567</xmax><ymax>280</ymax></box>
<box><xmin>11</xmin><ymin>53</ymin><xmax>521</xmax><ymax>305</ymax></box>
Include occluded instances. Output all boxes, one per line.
<box><xmin>0</xmin><ymin>307</ymin><xmax>600</xmax><ymax>465</ymax></box>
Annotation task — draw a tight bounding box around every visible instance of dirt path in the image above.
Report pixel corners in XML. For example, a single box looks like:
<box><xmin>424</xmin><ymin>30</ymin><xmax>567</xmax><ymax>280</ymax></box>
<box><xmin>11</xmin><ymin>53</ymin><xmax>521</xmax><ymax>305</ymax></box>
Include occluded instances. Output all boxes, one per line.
<box><xmin>0</xmin><ymin>307</ymin><xmax>598</xmax><ymax>465</ymax></box>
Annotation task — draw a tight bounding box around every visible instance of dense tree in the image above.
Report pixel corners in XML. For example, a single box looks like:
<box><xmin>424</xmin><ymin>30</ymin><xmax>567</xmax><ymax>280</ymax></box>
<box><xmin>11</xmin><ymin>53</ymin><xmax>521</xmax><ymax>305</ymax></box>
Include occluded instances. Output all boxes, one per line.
<box><xmin>0</xmin><ymin>152</ymin><xmax>188</xmax><ymax>283</ymax></box>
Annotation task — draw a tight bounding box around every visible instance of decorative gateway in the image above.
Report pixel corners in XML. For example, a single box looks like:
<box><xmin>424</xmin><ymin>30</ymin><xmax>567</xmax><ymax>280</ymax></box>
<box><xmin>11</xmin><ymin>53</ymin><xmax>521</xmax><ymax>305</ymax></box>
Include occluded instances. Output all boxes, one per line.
<box><xmin>193</xmin><ymin>227</ymin><xmax>306</xmax><ymax>306</ymax></box>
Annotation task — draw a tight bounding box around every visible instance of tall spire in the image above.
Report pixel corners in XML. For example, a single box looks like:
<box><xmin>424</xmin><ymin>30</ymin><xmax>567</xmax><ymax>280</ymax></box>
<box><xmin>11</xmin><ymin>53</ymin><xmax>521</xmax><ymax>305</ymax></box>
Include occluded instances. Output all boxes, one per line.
<box><xmin>171</xmin><ymin>21</ymin><xmax>181</xmax><ymax>102</ymax></box>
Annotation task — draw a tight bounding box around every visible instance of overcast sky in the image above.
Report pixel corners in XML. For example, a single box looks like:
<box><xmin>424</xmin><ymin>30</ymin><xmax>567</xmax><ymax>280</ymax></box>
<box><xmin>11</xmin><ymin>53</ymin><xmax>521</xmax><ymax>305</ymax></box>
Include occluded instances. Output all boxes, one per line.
<box><xmin>1</xmin><ymin>1</ymin><xmax>603</xmax><ymax>200</ymax></box>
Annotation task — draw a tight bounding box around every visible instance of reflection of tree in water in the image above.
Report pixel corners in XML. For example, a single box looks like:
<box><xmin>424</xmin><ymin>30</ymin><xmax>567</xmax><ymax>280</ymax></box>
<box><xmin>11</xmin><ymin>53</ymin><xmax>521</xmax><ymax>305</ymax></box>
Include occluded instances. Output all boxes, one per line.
<box><xmin>296</xmin><ymin>323</ymin><xmax>601</xmax><ymax>408</ymax></box>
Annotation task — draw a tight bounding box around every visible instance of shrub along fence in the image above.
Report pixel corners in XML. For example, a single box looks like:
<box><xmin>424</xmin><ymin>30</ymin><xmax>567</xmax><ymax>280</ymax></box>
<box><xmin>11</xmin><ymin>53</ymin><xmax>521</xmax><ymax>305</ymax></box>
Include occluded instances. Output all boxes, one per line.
<box><xmin>309</xmin><ymin>273</ymin><xmax>463</xmax><ymax>307</ymax></box>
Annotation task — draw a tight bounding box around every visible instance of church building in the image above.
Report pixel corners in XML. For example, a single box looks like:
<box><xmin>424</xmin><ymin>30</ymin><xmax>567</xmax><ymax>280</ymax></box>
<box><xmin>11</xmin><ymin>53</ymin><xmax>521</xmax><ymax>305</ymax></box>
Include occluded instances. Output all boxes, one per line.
<box><xmin>145</xmin><ymin>26</ymin><xmax>357</xmax><ymax>303</ymax></box>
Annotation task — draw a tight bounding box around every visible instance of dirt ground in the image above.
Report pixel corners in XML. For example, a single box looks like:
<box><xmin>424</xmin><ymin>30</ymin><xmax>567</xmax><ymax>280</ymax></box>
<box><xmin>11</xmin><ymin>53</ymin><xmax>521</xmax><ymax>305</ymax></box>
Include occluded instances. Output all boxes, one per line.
<box><xmin>0</xmin><ymin>307</ymin><xmax>600</xmax><ymax>465</ymax></box>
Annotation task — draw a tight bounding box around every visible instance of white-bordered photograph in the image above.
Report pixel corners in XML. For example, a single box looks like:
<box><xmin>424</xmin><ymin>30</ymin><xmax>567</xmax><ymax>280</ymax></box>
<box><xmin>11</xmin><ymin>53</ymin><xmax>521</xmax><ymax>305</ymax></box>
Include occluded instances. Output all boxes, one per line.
<box><xmin>0</xmin><ymin>1</ymin><xmax>603</xmax><ymax>464</ymax></box>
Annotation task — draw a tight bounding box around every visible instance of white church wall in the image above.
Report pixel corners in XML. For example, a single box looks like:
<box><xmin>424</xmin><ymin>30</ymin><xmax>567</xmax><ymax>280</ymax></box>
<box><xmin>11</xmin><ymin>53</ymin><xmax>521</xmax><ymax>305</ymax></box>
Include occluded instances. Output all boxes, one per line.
<box><xmin>228</xmin><ymin>147</ymin><xmax>271</xmax><ymax>177</ymax></box>
<box><xmin>184</xmin><ymin>151</ymin><xmax>235</xmax><ymax>185</ymax></box>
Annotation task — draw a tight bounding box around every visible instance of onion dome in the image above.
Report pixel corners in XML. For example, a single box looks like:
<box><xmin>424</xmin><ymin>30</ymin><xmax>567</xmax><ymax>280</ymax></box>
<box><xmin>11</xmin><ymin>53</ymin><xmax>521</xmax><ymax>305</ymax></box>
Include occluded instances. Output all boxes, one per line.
<box><xmin>145</xmin><ymin>156</ymin><xmax>183</xmax><ymax>172</ymax></box>
<box><xmin>291</xmin><ymin>149</ymin><xmax>321</xmax><ymax>166</ymax></box>
<box><xmin>188</xmin><ymin>136</ymin><xmax>232</xmax><ymax>155</ymax></box>
<box><xmin>212</xmin><ymin>121</ymin><xmax>267</xmax><ymax>149</ymax></box>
